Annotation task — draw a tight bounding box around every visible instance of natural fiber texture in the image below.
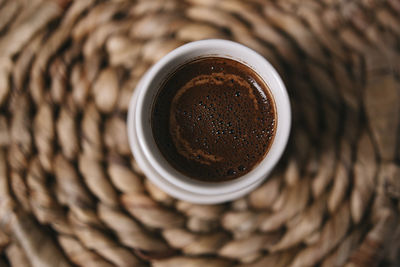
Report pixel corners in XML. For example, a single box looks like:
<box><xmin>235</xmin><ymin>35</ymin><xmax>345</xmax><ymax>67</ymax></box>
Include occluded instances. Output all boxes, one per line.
<box><xmin>0</xmin><ymin>0</ymin><xmax>399</xmax><ymax>266</ymax></box>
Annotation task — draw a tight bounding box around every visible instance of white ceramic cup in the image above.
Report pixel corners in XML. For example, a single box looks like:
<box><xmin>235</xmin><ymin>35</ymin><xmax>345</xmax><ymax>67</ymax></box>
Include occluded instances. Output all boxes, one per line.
<box><xmin>127</xmin><ymin>39</ymin><xmax>291</xmax><ymax>204</ymax></box>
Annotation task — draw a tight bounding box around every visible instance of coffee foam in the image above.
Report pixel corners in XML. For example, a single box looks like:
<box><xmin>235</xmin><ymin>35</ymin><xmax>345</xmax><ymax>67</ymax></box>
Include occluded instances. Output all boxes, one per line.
<box><xmin>170</xmin><ymin>72</ymin><xmax>261</xmax><ymax>165</ymax></box>
<box><xmin>152</xmin><ymin>57</ymin><xmax>276</xmax><ymax>182</ymax></box>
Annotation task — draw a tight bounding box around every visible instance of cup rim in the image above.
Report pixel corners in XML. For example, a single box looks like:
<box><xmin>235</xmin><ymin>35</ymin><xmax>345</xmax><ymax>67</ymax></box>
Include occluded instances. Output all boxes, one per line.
<box><xmin>131</xmin><ymin>39</ymin><xmax>291</xmax><ymax>197</ymax></box>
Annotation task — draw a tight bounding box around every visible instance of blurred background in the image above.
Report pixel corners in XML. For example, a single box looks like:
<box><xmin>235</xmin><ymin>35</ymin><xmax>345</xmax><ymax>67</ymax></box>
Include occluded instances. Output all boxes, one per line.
<box><xmin>0</xmin><ymin>0</ymin><xmax>399</xmax><ymax>266</ymax></box>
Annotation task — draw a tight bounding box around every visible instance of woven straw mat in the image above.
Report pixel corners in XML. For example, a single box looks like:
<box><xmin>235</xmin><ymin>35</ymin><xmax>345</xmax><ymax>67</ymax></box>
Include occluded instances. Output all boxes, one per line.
<box><xmin>0</xmin><ymin>0</ymin><xmax>399</xmax><ymax>266</ymax></box>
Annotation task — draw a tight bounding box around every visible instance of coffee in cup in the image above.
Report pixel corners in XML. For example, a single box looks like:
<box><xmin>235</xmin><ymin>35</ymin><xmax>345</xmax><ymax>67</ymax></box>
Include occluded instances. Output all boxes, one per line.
<box><xmin>151</xmin><ymin>57</ymin><xmax>276</xmax><ymax>182</ymax></box>
<box><xmin>128</xmin><ymin>39</ymin><xmax>290</xmax><ymax>203</ymax></box>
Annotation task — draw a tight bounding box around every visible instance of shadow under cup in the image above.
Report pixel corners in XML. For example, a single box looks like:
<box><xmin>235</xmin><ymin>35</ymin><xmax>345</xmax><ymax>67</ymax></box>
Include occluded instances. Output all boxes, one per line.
<box><xmin>128</xmin><ymin>39</ymin><xmax>291</xmax><ymax>204</ymax></box>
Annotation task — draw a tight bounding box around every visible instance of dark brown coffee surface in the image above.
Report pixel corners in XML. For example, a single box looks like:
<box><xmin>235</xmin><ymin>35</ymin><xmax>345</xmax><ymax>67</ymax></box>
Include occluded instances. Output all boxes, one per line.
<box><xmin>151</xmin><ymin>57</ymin><xmax>276</xmax><ymax>182</ymax></box>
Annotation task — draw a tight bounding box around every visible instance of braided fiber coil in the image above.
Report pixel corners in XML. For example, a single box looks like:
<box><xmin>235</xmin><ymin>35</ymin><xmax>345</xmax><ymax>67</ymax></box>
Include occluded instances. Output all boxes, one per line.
<box><xmin>0</xmin><ymin>0</ymin><xmax>399</xmax><ymax>266</ymax></box>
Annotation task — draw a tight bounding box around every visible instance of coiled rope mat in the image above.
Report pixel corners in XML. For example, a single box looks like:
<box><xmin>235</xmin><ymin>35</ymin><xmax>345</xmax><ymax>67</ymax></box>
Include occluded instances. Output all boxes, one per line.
<box><xmin>0</xmin><ymin>0</ymin><xmax>399</xmax><ymax>266</ymax></box>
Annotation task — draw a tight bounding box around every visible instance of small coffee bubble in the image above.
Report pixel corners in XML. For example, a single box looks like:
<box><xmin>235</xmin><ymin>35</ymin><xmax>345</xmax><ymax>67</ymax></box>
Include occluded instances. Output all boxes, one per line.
<box><xmin>227</xmin><ymin>169</ymin><xmax>237</xmax><ymax>176</ymax></box>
